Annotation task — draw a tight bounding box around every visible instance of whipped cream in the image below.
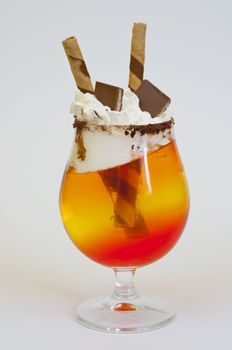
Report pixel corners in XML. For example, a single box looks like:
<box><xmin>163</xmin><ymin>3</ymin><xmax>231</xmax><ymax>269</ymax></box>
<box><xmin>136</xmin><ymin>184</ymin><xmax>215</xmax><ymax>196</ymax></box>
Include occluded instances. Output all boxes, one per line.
<box><xmin>70</xmin><ymin>88</ymin><xmax>172</xmax><ymax>125</ymax></box>
<box><xmin>69</xmin><ymin>88</ymin><xmax>174</xmax><ymax>173</ymax></box>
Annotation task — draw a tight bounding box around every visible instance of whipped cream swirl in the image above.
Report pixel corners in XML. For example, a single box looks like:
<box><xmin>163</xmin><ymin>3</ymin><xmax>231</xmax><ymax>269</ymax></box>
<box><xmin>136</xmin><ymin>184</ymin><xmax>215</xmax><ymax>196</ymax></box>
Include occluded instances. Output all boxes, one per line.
<box><xmin>70</xmin><ymin>88</ymin><xmax>172</xmax><ymax>125</ymax></box>
<box><xmin>69</xmin><ymin>88</ymin><xmax>174</xmax><ymax>172</ymax></box>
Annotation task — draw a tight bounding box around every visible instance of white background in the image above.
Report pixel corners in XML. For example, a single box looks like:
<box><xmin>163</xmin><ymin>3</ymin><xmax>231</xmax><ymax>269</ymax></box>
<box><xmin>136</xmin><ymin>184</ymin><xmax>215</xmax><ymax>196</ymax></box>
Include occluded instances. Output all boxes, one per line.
<box><xmin>0</xmin><ymin>0</ymin><xmax>231</xmax><ymax>349</ymax></box>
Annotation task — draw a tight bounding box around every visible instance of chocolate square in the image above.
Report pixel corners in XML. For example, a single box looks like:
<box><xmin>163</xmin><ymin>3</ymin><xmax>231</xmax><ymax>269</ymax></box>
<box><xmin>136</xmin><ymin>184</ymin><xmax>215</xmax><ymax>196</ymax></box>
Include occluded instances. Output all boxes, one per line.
<box><xmin>95</xmin><ymin>82</ymin><xmax>123</xmax><ymax>111</ymax></box>
<box><xmin>135</xmin><ymin>80</ymin><xmax>171</xmax><ymax>117</ymax></box>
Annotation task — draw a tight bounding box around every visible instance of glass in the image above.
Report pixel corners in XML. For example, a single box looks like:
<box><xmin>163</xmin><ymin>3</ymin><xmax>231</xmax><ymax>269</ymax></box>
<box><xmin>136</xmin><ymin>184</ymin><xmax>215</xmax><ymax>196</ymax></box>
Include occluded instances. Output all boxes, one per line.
<box><xmin>59</xmin><ymin>124</ymin><xmax>189</xmax><ymax>333</ymax></box>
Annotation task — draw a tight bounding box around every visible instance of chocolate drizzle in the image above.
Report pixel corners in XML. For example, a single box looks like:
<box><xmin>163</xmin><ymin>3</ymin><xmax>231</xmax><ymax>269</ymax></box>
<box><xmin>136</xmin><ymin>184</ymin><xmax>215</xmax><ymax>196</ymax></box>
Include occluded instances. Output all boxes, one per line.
<box><xmin>73</xmin><ymin>118</ymin><xmax>87</xmax><ymax>129</ymax></box>
<box><xmin>73</xmin><ymin>119</ymin><xmax>87</xmax><ymax>161</ymax></box>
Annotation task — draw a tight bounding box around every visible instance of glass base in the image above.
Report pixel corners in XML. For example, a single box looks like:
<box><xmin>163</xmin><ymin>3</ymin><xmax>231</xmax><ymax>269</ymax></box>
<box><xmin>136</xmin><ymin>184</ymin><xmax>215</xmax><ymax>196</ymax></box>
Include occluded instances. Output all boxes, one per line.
<box><xmin>76</xmin><ymin>295</ymin><xmax>176</xmax><ymax>333</ymax></box>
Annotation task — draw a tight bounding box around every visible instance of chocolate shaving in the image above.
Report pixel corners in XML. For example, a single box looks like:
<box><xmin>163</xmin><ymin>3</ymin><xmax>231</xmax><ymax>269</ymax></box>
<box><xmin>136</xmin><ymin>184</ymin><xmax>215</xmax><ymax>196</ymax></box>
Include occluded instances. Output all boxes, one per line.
<box><xmin>94</xmin><ymin>110</ymin><xmax>102</xmax><ymax>119</ymax></box>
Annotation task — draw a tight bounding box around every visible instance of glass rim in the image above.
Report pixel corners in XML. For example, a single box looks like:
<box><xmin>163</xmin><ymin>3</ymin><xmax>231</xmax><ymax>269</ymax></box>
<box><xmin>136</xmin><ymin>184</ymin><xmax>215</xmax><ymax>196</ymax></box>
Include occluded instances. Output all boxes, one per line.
<box><xmin>73</xmin><ymin>116</ymin><xmax>175</xmax><ymax>134</ymax></box>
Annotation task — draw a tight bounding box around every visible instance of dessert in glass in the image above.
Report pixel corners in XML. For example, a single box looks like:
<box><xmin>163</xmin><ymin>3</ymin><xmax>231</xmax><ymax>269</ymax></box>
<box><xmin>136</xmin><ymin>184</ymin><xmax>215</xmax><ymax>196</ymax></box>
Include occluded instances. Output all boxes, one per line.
<box><xmin>60</xmin><ymin>23</ymin><xmax>189</xmax><ymax>333</ymax></box>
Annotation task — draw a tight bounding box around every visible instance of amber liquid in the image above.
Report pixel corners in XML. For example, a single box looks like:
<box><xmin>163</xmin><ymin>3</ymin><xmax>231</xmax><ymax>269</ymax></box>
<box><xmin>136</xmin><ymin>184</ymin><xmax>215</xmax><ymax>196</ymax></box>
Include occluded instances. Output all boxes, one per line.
<box><xmin>60</xmin><ymin>140</ymin><xmax>189</xmax><ymax>268</ymax></box>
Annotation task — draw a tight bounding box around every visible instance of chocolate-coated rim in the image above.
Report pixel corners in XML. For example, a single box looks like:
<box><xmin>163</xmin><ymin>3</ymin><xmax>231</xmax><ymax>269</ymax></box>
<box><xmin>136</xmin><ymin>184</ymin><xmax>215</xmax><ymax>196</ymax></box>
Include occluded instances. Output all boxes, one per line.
<box><xmin>73</xmin><ymin>117</ymin><xmax>174</xmax><ymax>136</ymax></box>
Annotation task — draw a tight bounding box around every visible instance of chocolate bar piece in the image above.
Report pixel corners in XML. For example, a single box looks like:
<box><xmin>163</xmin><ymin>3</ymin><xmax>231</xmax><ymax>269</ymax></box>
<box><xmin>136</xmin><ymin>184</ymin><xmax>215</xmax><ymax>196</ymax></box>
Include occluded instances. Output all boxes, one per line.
<box><xmin>135</xmin><ymin>80</ymin><xmax>171</xmax><ymax>117</ymax></box>
<box><xmin>95</xmin><ymin>82</ymin><xmax>123</xmax><ymax>111</ymax></box>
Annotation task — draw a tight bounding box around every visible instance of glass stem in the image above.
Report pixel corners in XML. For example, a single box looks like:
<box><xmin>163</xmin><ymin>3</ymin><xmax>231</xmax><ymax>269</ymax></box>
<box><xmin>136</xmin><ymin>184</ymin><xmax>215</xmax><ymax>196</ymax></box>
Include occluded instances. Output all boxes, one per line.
<box><xmin>112</xmin><ymin>268</ymin><xmax>138</xmax><ymax>301</ymax></box>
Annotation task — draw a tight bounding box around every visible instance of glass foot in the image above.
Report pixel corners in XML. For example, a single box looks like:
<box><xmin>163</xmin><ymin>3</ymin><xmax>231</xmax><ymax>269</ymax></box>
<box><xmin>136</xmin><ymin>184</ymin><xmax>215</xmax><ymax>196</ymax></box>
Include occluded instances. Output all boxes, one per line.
<box><xmin>76</xmin><ymin>295</ymin><xmax>176</xmax><ymax>333</ymax></box>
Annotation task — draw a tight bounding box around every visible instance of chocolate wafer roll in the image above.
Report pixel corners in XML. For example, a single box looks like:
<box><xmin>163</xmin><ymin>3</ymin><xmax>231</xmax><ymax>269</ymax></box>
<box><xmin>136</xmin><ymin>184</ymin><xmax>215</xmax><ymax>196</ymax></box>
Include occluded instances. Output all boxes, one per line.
<box><xmin>94</xmin><ymin>81</ymin><xmax>148</xmax><ymax>237</ymax></box>
<box><xmin>100</xmin><ymin>160</ymin><xmax>148</xmax><ymax>237</ymax></box>
<box><xmin>62</xmin><ymin>36</ymin><xmax>94</xmax><ymax>94</ymax></box>
<box><xmin>128</xmin><ymin>23</ymin><xmax>147</xmax><ymax>91</ymax></box>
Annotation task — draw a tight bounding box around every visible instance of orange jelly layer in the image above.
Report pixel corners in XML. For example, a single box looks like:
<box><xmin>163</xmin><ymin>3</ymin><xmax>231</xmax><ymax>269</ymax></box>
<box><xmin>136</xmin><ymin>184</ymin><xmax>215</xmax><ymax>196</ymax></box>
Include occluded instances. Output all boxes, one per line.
<box><xmin>60</xmin><ymin>140</ymin><xmax>189</xmax><ymax>268</ymax></box>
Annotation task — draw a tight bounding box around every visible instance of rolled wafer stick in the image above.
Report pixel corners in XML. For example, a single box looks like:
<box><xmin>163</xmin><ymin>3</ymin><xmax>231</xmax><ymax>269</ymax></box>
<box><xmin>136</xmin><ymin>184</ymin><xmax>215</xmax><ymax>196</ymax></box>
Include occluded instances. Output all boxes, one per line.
<box><xmin>109</xmin><ymin>22</ymin><xmax>148</xmax><ymax>237</ymax></box>
<box><xmin>98</xmin><ymin>24</ymin><xmax>149</xmax><ymax>237</ymax></box>
<box><xmin>62</xmin><ymin>36</ymin><xmax>94</xmax><ymax>94</ymax></box>
<box><xmin>99</xmin><ymin>160</ymin><xmax>148</xmax><ymax>237</ymax></box>
<box><xmin>94</xmin><ymin>79</ymin><xmax>148</xmax><ymax>236</ymax></box>
<box><xmin>128</xmin><ymin>23</ymin><xmax>147</xmax><ymax>91</ymax></box>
